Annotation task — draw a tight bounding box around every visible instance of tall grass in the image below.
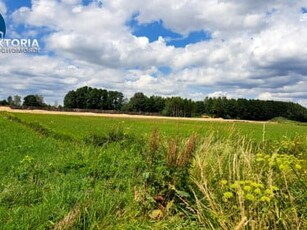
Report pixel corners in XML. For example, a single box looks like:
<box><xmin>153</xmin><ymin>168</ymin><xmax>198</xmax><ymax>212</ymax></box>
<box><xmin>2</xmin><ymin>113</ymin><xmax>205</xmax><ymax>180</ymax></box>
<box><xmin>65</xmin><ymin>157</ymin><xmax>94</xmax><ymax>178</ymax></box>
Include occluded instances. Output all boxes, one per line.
<box><xmin>188</xmin><ymin>133</ymin><xmax>306</xmax><ymax>229</ymax></box>
<box><xmin>0</xmin><ymin>113</ymin><xmax>306</xmax><ymax>229</ymax></box>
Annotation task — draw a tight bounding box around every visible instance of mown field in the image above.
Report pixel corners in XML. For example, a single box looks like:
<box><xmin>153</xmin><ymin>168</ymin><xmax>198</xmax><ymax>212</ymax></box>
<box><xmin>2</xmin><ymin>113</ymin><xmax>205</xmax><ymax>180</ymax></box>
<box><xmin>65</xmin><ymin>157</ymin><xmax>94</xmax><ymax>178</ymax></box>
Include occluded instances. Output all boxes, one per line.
<box><xmin>0</xmin><ymin>112</ymin><xmax>306</xmax><ymax>229</ymax></box>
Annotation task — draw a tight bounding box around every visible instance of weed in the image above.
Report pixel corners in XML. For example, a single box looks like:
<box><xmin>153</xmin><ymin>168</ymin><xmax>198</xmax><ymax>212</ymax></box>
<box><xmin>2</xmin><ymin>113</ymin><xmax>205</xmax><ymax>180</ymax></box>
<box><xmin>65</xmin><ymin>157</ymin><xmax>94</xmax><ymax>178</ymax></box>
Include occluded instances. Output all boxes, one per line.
<box><xmin>137</xmin><ymin>130</ymin><xmax>197</xmax><ymax>220</ymax></box>
<box><xmin>54</xmin><ymin>205</ymin><xmax>81</xmax><ymax>230</ymax></box>
<box><xmin>188</xmin><ymin>134</ymin><xmax>306</xmax><ymax>229</ymax></box>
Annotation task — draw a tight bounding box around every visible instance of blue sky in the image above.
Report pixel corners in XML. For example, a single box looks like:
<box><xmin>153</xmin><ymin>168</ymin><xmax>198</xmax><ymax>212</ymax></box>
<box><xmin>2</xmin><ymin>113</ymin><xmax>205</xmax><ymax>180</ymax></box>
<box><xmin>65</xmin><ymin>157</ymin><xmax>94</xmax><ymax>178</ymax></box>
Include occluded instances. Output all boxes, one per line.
<box><xmin>5</xmin><ymin>1</ymin><xmax>212</xmax><ymax>48</ymax></box>
<box><xmin>128</xmin><ymin>14</ymin><xmax>211</xmax><ymax>48</ymax></box>
<box><xmin>0</xmin><ymin>0</ymin><xmax>307</xmax><ymax>107</ymax></box>
<box><xmin>3</xmin><ymin>0</ymin><xmax>31</xmax><ymax>12</ymax></box>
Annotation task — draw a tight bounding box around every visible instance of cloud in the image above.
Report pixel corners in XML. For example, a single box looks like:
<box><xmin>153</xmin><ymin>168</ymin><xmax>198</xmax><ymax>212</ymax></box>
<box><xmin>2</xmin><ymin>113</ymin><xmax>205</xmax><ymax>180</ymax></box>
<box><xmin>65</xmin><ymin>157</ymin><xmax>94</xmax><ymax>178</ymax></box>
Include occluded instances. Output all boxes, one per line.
<box><xmin>0</xmin><ymin>0</ymin><xmax>6</xmax><ymax>15</ymax></box>
<box><xmin>0</xmin><ymin>0</ymin><xmax>306</xmax><ymax>107</ymax></box>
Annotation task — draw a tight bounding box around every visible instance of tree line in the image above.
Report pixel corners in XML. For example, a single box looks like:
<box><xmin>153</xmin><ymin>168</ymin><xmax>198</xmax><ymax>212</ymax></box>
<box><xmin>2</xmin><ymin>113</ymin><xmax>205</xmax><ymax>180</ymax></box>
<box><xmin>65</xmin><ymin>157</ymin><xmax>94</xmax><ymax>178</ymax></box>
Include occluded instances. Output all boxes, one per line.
<box><xmin>1</xmin><ymin>86</ymin><xmax>307</xmax><ymax>122</ymax></box>
<box><xmin>0</xmin><ymin>94</ymin><xmax>46</xmax><ymax>107</ymax></box>
<box><xmin>203</xmin><ymin>97</ymin><xmax>307</xmax><ymax>121</ymax></box>
<box><xmin>63</xmin><ymin>86</ymin><xmax>307</xmax><ymax>121</ymax></box>
<box><xmin>123</xmin><ymin>92</ymin><xmax>307</xmax><ymax>121</ymax></box>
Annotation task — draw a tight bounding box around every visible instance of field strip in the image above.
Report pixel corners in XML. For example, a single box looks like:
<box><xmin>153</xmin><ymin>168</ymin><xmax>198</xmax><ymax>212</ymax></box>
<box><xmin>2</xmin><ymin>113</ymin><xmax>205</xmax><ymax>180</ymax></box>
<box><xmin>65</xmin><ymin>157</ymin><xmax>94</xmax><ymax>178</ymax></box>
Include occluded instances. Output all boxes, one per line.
<box><xmin>0</xmin><ymin>106</ymin><xmax>268</xmax><ymax>123</ymax></box>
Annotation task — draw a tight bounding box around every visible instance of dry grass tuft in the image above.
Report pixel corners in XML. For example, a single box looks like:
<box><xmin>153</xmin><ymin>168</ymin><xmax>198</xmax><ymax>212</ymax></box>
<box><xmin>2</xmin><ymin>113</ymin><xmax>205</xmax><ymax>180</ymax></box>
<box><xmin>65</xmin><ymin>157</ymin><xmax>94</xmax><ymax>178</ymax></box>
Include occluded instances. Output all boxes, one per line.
<box><xmin>54</xmin><ymin>205</ymin><xmax>81</xmax><ymax>230</ymax></box>
<box><xmin>166</xmin><ymin>134</ymin><xmax>197</xmax><ymax>168</ymax></box>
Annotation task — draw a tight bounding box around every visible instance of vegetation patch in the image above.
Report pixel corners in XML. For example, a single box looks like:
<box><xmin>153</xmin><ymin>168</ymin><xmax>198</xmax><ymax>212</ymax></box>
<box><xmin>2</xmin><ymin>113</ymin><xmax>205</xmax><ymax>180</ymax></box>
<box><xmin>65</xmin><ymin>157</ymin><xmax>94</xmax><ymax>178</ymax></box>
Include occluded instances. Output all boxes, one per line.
<box><xmin>0</xmin><ymin>112</ymin><xmax>306</xmax><ymax>229</ymax></box>
<box><xmin>2</xmin><ymin>112</ymin><xmax>75</xmax><ymax>142</ymax></box>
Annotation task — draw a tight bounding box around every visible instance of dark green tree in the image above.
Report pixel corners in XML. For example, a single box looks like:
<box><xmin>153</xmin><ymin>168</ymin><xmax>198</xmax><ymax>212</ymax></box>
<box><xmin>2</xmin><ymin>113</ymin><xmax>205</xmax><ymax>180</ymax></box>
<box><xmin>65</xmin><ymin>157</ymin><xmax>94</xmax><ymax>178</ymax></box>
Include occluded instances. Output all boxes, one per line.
<box><xmin>163</xmin><ymin>97</ymin><xmax>195</xmax><ymax>117</ymax></box>
<box><xmin>98</xmin><ymin>89</ymin><xmax>109</xmax><ymax>110</ymax></box>
<box><xmin>108</xmin><ymin>91</ymin><xmax>124</xmax><ymax>110</ymax></box>
<box><xmin>7</xmin><ymin>96</ymin><xmax>13</xmax><ymax>105</ymax></box>
<box><xmin>75</xmin><ymin>86</ymin><xmax>92</xmax><ymax>109</ymax></box>
<box><xmin>127</xmin><ymin>92</ymin><xmax>148</xmax><ymax>112</ymax></box>
<box><xmin>23</xmin><ymin>95</ymin><xmax>44</xmax><ymax>107</ymax></box>
<box><xmin>64</xmin><ymin>90</ymin><xmax>77</xmax><ymax>108</ymax></box>
<box><xmin>145</xmin><ymin>96</ymin><xmax>166</xmax><ymax>113</ymax></box>
<box><xmin>0</xmin><ymin>99</ymin><xmax>8</xmax><ymax>105</ymax></box>
<box><xmin>63</xmin><ymin>86</ymin><xmax>124</xmax><ymax>111</ymax></box>
<box><xmin>195</xmin><ymin>101</ymin><xmax>206</xmax><ymax>116</ymax></box>
<box><xmin>13</xmin><ymin>95</ymin><xmax>22</xmax><ymax>106</ymax></box>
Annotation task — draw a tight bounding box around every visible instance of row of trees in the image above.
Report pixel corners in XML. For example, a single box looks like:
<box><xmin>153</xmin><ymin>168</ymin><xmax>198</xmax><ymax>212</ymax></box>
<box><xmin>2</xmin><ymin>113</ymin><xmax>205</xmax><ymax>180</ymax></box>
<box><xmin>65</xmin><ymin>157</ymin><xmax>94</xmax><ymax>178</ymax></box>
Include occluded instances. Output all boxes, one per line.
<box><xmin>0</xmin><ymin>95</ymin><xmax>46</xmax><ymax>107</ymax></box>
<box><xmin>1</xmin><ymin>86</ymin><xmax>306</xmax><ymax>122</ymax></box>
<box><xmin>203</xmin><ymin>97</ymin><xmax>307</xmax><ymax>121</ymax></box>
<box><xmin>122</xmin><ymin>93</ymin><xmax>200</xmax><ymax>117</ymax></box>
<box><xmin>62</xmin><ymin>87</ymin><xmax>307</xmax><ymax>121</ymax></box>
<box><xmin>123</xmin><ymin>94</ymin><xmax>307</xmax><ymax>121</ymax></box>
<box><xmin>63</xmin><ymin>89</ymin><xmax>203</xmax><ymax>117</ymax></box>
<box><xmin>0</xmin><ymin>95</ymin><xmax>22</xmax><ymax>106</ymax></box>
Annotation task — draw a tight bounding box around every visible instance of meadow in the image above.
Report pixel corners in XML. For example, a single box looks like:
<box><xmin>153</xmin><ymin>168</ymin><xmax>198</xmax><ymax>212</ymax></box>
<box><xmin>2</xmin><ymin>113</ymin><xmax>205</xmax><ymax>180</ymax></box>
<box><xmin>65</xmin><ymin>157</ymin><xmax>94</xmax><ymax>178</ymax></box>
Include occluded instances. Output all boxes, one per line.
<box><xmin>0</xmin><ymin>112</ymin><xmax>306</xmax><ymax>229</ymax></box>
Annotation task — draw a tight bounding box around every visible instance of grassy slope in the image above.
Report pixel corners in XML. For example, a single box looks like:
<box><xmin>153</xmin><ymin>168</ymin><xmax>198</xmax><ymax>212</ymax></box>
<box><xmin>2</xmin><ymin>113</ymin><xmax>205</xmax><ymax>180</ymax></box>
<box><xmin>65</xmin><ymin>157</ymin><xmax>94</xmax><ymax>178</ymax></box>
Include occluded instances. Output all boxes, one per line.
<box><xmin>0</xmin><ymin>113</ymin><xmax>196</xmax><ymax>229</ymax></box>
<box><xmin>0</xmin><ymin>115</ymin><xmax>141</xmax><ymax>228</ymax></box>
<box><xmin>0</xmin><ymin>112</ymin><xmax>306</xmax><ymax>229</ymax></box>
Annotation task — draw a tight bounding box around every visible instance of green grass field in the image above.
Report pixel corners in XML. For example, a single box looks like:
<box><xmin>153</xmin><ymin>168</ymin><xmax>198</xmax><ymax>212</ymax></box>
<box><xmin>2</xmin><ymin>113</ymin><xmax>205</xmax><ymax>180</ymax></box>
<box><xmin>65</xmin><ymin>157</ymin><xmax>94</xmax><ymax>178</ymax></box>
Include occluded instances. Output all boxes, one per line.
<box><xmin>10</xmin><ymin>113</ymin><xmax>307</xmax><ymax>141</ymax></box>
<box><xmin>0</xmin><ymin>112</ymin><xmax>306</xmax><ymax>229</ymax></box>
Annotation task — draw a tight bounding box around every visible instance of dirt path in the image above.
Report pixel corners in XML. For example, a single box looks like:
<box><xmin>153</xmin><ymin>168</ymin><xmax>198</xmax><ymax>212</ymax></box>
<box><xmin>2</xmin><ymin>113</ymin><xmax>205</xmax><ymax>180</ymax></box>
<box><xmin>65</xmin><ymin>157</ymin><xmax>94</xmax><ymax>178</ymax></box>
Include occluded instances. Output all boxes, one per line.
<box><xmin>0</xmin><ymin>106</ymin><xmax>268</xmax><ymax>123</ymax></box>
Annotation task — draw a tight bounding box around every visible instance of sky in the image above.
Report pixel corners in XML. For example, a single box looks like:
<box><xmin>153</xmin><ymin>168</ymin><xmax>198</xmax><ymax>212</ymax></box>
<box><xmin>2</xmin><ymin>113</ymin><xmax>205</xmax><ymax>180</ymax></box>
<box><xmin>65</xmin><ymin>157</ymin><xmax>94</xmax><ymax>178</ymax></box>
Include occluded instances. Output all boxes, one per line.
<box><xmin>0</xmin><ymin>0</ymin><xmax>307</xmax><ymax>107</ymax></box>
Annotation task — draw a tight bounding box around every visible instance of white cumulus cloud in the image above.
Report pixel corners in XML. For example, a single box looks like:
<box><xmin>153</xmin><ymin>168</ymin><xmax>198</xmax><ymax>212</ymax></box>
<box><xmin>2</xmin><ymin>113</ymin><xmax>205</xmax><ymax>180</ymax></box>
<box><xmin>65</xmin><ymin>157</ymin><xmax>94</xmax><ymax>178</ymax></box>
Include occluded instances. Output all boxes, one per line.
<box><xmin>0</xmin><ymin>0</ymin><xmax>305</xmax><ymax>107</ymax></box>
